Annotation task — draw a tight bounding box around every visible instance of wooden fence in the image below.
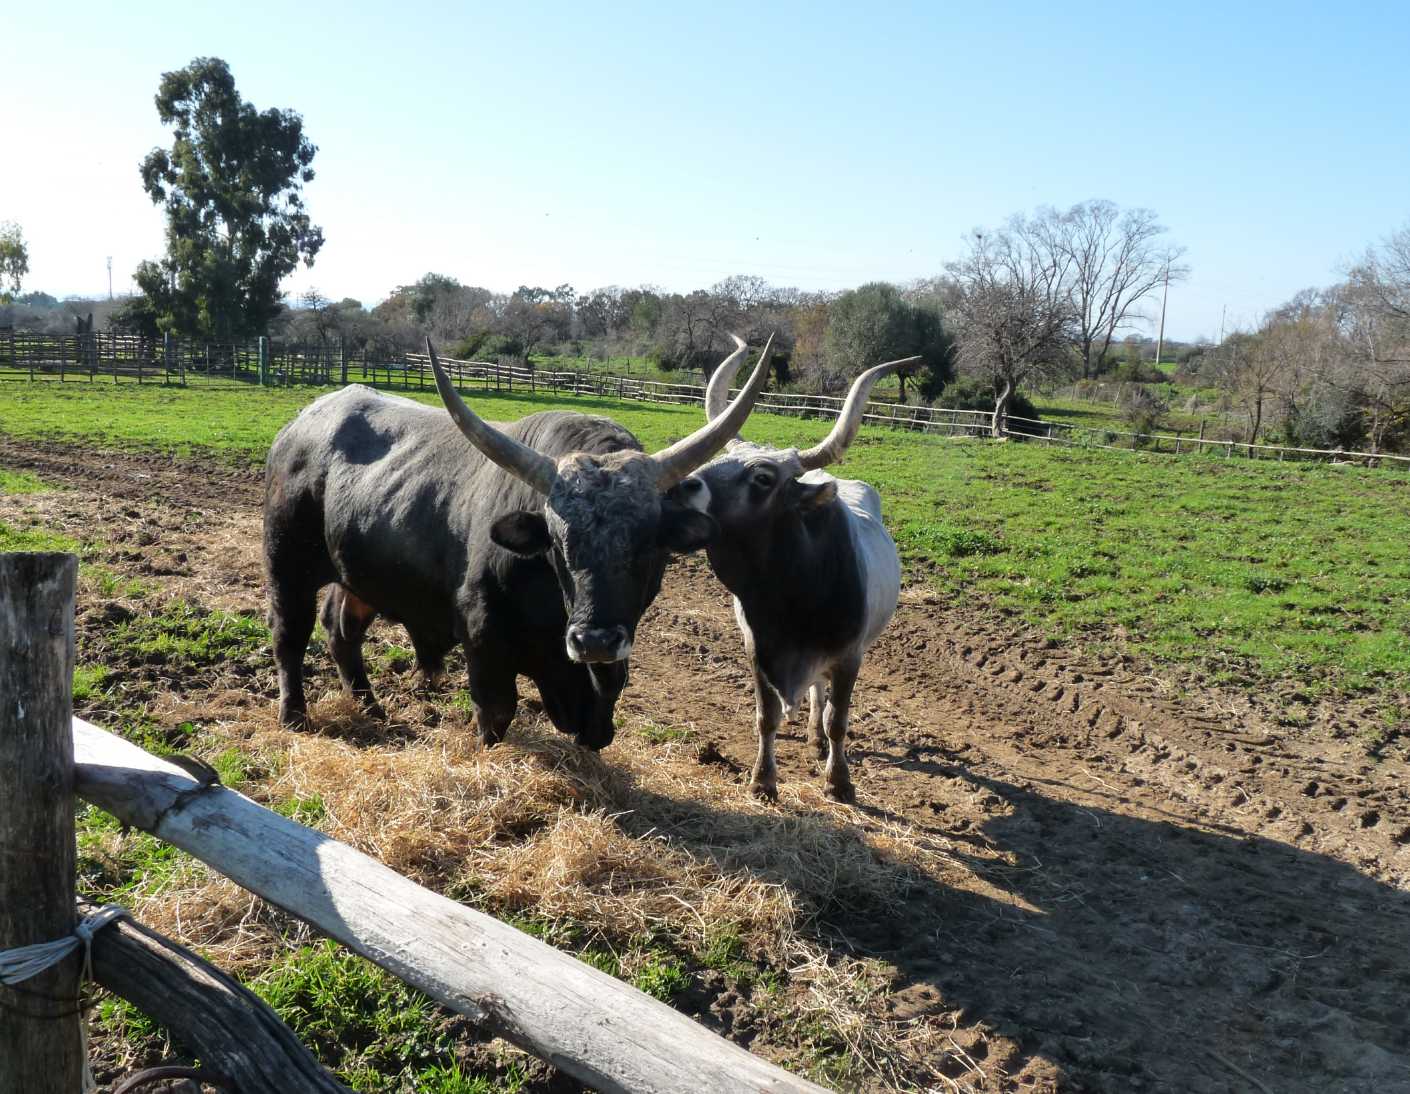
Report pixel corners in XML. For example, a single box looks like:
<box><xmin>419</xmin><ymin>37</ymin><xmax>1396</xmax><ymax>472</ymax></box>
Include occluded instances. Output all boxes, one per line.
<box><xmin>1002</xmin><ymin>413</ymin><xmax>1410</xmax><ymax>469</ymax></box>
<box><xmin>0</xmin><ymin>552</ymin><xmax>825</xmax><ymax>1094</ymax></box>
<box><xmin>5</xmin><ymin>331</ymin><xmax>1407</xmax><ymax>468</ymax></box>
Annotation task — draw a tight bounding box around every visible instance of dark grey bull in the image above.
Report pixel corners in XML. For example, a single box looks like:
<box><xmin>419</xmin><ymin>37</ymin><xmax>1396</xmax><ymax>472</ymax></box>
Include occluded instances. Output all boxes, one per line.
<box><xmin>673</xmin><ymin>342</ymin><xmax>916</xmax><ymax>800</ymax></box>
<box><xmin>264</xmin><ymin>337</ymin><xmax>772</xmax><ymax>749</ymax></box>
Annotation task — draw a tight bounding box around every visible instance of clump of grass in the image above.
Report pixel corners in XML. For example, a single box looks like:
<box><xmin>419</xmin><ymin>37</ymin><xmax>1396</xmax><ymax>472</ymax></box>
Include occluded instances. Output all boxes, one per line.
<box><xmin>0</xmin><ymin>469</ymin><xmax>52</xmax><ymax>494</ymax></box>
<box><xmin>253</xmin><ymin>940</ymin><xmax>521</xmax><ymax>1091</ymax></box>
<box><xmin>108</xmin><ymin>599</ymin><xmax>268</xmax><ymax>667</ymax></box>
<box><xmin>0</xmin><ymin>519</ymin><xmax>79</xmax><ymax>553</ymax></box>
<box><xmin>637</xmin><ymin>720</ymin><xmax>692</xmax><ymax>745</ymax></box>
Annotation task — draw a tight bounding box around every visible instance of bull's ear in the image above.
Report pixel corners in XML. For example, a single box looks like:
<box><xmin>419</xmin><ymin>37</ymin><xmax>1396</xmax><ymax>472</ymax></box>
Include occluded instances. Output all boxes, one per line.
<box><xmin>792</xmin><ymin>477</ymin><xmax>838</xmax><ymax>511</ymax></box>
<box><xmin>491</xmin><ymin>511</ymin><xmax>552</xmax><ymax>556</ymax></box>
<box><xmin>658</xmin><ymin>500</ymin><xmax>717</xmax><ymax>553</ymax></box>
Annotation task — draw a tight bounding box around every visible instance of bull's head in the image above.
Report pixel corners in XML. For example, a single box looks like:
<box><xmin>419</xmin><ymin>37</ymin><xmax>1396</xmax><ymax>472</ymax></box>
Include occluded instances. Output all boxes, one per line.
<box><xmin>427</xmin><ymin>337</ymin><xmax>772</xmax><ymax>667</ymax></box>
<box><xmin>673</xmin><ymin>342</ymin><xmax>920</xmax><ymax>541</ymax></box>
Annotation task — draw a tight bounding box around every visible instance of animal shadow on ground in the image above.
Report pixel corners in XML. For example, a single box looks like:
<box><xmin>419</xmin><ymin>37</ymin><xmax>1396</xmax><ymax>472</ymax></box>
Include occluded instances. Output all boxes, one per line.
<box><xmin>620</xmin><ymin>763</ymin><xmax>1410</xmax><ymax>1094</ymax></box>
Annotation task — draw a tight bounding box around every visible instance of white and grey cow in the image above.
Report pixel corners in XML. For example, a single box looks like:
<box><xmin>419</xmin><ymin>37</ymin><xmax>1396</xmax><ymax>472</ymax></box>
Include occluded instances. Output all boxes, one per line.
<box><xmin>673</xmin><ymin>342</ymin><xmax>916</xmax><ymax>801</ymax></box>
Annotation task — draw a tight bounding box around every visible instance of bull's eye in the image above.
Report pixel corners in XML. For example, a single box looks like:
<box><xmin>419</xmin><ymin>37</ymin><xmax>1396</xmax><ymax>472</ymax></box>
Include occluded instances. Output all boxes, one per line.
<box><xmin>680</xmin><ymin>478</ymin><xmax>704</xmax><ymax>494</ymax></box>
<box><xmin>750</xmin><ymin>467</ymin><xmax>777</xmax><ymax>491</ymax></box>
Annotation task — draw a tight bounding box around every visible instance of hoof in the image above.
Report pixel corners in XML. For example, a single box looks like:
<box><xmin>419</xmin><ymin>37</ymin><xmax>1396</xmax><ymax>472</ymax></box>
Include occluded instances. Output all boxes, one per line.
<box><xmin>812</xmin><ymin>741</ymin><xmax>829</xmax><ymax>762</ymax></box>
<box><xmin>824</xmin><ymin>782</ymin><xmax>856</xmax><ymax>805</ymax></box>
<box><xmin>748</xmin><ymin>781</ymin><xmax>779</xmax><ymax>802</ymax></box>
<box><xmin>279</xmin><ymin>703</ymin><xmax>310</xmax><ymax>730</ymax></box>
<box><xmin>362</xmin><ymin>700</ymin><xmax>387</xmax><ymax>721</ymax></box>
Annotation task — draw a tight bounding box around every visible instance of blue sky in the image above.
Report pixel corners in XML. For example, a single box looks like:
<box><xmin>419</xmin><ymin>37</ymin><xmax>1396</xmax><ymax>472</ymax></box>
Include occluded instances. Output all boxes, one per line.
<box><xmin>3</xmin><ymin>0</ymin><xmax>1407</xmax><ymax>339</ymax></box>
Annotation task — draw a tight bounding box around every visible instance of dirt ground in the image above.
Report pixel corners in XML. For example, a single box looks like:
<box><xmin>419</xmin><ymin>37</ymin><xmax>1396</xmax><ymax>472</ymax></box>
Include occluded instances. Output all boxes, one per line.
<box><xmin>3</xmin><ymin>437</ymin><xmax>1409</xmax><ymax>1093</ymax></box>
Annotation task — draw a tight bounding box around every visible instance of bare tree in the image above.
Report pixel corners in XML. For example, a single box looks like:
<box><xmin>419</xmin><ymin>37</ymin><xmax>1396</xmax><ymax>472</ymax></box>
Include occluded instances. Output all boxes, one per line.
<box><xmin>947</xmin><ymin>226</ymin><xmax>1076</xmax><ymax>435</ymax></box>
<box><xmin>1029</xmin><ymin>201</ymin><xmax>1187</xmax><ymax>379</ymax></box>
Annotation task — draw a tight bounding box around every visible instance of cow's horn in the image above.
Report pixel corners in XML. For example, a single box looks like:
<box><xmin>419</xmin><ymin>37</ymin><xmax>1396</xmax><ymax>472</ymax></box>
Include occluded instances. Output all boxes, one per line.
<box><xmin>651</xmin><ymin>334</ymin><xmax>774</xmax><ymax>488</ymax></box>
<box><xmin>797</xmin><ymin>356</ymin><xmax>922</xmax><ymax>471</ymax></box>
<box><xmin>703</xmin><ymin>333</ymin><xmax>749</xmax><ymax>422</ymax></box>
<box><xmin>427</xmin><ymin>340</ymin><xmax>560</xmax><ymax>495</ymax></box>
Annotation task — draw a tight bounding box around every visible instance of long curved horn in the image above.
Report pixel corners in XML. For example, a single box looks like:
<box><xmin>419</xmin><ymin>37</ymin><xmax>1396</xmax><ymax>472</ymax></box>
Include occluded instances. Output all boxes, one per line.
<box><xmin>652</xmin><ymin>334</ymin><xmax>775</xmax><ymax>488</ymax></box>
<box><xmin>703</xmin><ymin>333</ymin><xmax>748</xmax><ymax>421</ymax></box>
<box><xmin>427</xmin><ymin>340</ymin><xmax>560</xmax><ymax>496</ymax></box>
<box><xmin>797</xmin><ymin>355</ymin><xmax>922</xmax><ymax>471</ymax></box>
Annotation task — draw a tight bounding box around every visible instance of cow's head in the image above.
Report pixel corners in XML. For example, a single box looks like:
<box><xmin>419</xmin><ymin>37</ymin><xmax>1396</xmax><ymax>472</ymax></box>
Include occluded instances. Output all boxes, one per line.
<box><xmin>428</xmin><ymin>337</ymin><xmax>772</xmax><ymax>668</ymax></box>
<box><xmin>673</xmin><ymin>346</ymin><xmax>919</xmax><ymax>548</ymax></box>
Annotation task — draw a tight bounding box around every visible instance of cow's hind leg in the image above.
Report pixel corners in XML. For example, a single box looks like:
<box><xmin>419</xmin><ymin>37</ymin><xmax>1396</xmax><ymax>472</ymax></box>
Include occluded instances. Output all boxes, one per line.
<box><xmin>748</xmin><ymin>662</ymin><xmax>785</xmax><ymax>801</ymax></box>
<box><xmin>321</xmin><ymin>586</ymin><xmax>384</xmax><ymax>718</ymax></box>
<box><xmin>806</xmin><ymin>681</ymin><xmax>828</xmax><ymax>760</ymax></box>
<box><xmin>466</xmin><ymin>645</ymin><xmax>518</xmax><ymax>747</ymax></box>
<box><xmin>822</xmin><ymin>657</ymin><xmax>861</xmax><ymax>804</ymax></box>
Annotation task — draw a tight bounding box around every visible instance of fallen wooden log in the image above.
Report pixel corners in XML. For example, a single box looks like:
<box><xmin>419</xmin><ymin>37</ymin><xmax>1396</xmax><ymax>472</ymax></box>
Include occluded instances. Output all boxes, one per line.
<box><xmin>72</xmin><ymin>719</ymin><xmax>828</xmax><ymax>1094</ymax></box>
<box><xmin>83</xmin><ymin>901</ymin><xmax>350</xmax><ymax>1094</ymax></box>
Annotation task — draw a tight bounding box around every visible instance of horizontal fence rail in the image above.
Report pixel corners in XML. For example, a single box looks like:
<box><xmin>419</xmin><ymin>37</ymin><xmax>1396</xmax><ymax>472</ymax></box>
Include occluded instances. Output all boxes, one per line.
<box><xmin>4</xmin><ymin>331</ymin><xmax>1406</xmax><ymax>468</ymax></box>
<box><xmin>71</xmin><ymin>717</ymin><xmax>826</xmax><ymax>1094</ymax></box>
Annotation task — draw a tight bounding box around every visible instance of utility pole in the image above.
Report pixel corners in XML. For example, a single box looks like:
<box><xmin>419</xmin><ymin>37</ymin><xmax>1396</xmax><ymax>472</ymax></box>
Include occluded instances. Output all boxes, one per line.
<box><xmin>1153</xmin><ymin>266</ymin><xmax>1169</xmax><ymax>368</ymax></box>
<box><xmin>106</xmin><ymin>257</ymin><xmax>113</xmax><ymax>301</ymax></box>
<box><xmin>1218</xmin><ymin>305</ymin><xmax>1227</xmax><ymax>346</ymax></box>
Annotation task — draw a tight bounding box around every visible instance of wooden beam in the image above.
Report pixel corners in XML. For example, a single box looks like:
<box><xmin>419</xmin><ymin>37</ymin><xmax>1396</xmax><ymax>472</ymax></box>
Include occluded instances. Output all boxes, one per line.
<box><xmin>72</xmin><ymin>720</ymin><xmax>827</xmax><ymax>1094</ymax></box>
<box><xmin>83</xmin><ymin>902</ymin><xmax>350</xmax><ymax>1094</ymax></box>
<box><xmin>0</xmin><ymin>553</ymin><xmax>83</xmax><ymax>1094</ymax></box>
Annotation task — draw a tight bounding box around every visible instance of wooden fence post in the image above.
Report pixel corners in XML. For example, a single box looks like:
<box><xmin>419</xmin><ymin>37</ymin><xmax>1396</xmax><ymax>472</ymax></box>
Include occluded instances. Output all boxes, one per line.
<box><xmin>0</xmin><ymin>552</ymin><xmax>82</xmax><ymax>1094</ymax></box>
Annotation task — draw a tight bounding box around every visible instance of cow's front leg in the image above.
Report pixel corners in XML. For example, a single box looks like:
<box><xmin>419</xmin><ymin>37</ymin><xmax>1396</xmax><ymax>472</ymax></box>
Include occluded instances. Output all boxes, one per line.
<box><xmin>822</xmin><ymin>658</ymin><xmax>861</xmax><ymax>804</ymax></box>
<box><xmin>748</xmin><ymin>663</ymin><xmax>784</xmax><ymax>801</ymax></box>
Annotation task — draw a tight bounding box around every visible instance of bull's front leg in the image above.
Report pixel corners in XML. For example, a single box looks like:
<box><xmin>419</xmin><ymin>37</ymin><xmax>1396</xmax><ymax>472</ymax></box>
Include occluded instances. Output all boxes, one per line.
<box><xmin>466</xmin><ymin>645</ymin><xmax>518</xmax><ymax>747</ymax></box>
<box><xmin>748</xmin><ymin>662</ymin><xmax>784</xmax><ymax>801</ymax></box>
<box><xmin>822</xmin><ymin>658</ymin><xmax>861</xmax><ymax>804</ymax></box>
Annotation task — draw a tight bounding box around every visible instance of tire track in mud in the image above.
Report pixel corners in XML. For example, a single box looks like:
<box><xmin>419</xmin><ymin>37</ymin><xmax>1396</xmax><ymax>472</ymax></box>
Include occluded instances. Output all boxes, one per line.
<box><xmin>630</xmin><ymin>561</ymin><xmax>1410</xmax><ymax>1093</ymax></box>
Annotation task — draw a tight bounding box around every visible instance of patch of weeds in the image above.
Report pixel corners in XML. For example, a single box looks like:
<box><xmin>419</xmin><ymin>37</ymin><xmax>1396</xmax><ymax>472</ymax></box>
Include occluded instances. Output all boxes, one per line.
<box><xmin>414</xmin><ymin>1063</ymin><xmax>525</xmax><ymax>1094</ymax></box>
<box><xmin>379</xmin><ymin>644</ymin><xmax>416</xmax><ymax>672</ymax></box>
<box><xmin>0</xmin><ymin>469</ymin><xmax>52</xmax><ymax>494</ymax></box>
<box><xmin>89</xmin><ymin>566</ymin><xmax>152</xmax><ymax>599</ymax></box>
<box><xmin>1244</xmin><ymin>573</ymin><xmax>1291</xmax><ymax>594</ymax></box>
<box><xmin>577</xmin><ymin>946</ymin><xmax>622</xmax><ymax>977</ymax></box>
<box><xmin>0</xmin><ymin>520</ymin><xmax>79</xmax><ymax>554</ymax></box>
<box><xmin>109</xmin><ymin>709</ymin><xmax>199</xmax><ymax>756</ymax></box>
<box><xmin>701</xmin><ymin>927</ymin><xmax>757</xmax><ymax>983</ymax></box>
<box><xmin>253</xmin><ymin>940</ymin><xmax>489</xmax><ymax>1090</ymax></box>
<box><xmin>76</xmin><ymin>804</ymin><xmax>189</xmax><ymax>902</ymax></box>
<box><xmin>275</xmin><ymin>793</ymin><xmax>329</xmax><ymax>826</ymax></box>
<box><xmin>96</xmin><ymin>993</ymin><xmax>162</xmax><ymax>1046</ymax></box>
<box><xmin>72</xmin><ymin>664</ymin><xmax>111</xmax><ymax>703</ymax></box>
<box><xmin>631</xmin><ymin>952</ymin><xmax>691</xmax><ymax>1001</ymax></box>
<box><xmin>901</xmin><ymin>520</ymin><xmax>1004</xmax><ymax>560</ymax></box>
<box><xmin>637</xmin><ymin>720</ymin><xmax>692</xmax><ymax>745</ymax></box>
<box><xmin>109</xmin><ymin>600</ymin><xmax>269</xmax><ymax>668</ymax></box>
<box><xmin>210</xmin><ymin>746</ymin><xmax>253</xmax><ymax>790</ymax></box>
<box><xmin>796</xmin><ymin>1015</ymin><xmax>866</xmax><ymax>1088</ymax></box>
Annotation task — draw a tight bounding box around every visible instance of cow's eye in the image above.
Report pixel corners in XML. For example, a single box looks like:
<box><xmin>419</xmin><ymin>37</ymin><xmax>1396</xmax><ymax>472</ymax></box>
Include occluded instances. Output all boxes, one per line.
<box><xmin>750</xmin><ymin>468</ymin><xmax>776</xmax><ymax>491</ymax></box>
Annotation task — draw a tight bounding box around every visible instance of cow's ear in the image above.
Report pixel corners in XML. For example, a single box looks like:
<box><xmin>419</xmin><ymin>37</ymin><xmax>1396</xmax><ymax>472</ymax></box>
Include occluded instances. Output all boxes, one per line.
<box><xmin>792</xmin><ymin>477</ymin><xmax>838</xmax><ymax>511</ymax></box>
<box><xmin>658</xmin><ymin>500</ymin><xmax>717</xmax><ymax>553</ymax></box>
<box><xmin>491</xmin><ymin>511</ymin><xmax>552</xmax><ymax>556</ymax></box>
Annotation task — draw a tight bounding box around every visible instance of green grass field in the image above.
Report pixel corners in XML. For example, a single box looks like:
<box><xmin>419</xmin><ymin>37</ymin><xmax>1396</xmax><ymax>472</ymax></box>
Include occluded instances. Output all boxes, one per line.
<box><xmin>4</xmin><ymin>377</ymin><xmax>1408</xmax><ymax>708</ymax></box>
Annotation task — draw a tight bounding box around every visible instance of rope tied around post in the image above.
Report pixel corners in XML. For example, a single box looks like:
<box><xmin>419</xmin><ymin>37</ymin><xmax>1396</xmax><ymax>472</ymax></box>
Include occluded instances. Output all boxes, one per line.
<box><xmin>0</xmin><ymin>904</ymin><xmax>127</xmax><ymax>990</ymax></box>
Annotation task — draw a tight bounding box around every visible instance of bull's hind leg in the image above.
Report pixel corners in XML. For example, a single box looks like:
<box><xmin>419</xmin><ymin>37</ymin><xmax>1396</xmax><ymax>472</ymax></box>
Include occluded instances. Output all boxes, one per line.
<box><xmin>806</xmin><ymin>681</ymin><xmax>828</xmax><ymax>760</ymax></box>
<box><xmin>321</xmin><ymin>586</ymin><xmax>384</xmax><ymax>718</ymax></box>
<box><xmin>821</xmin><ymin>657</ymin><xmax>861</xmax><ymax>804</ymax></box>
<box><xmin>269</xmin><ymin>574</ymin><xmax>319</xmax><ymax>729</ymax></box>
<box><xmin>748</xmin><ymin>662</ymin><xmax>785</xmax><ymax>802</ymax></box>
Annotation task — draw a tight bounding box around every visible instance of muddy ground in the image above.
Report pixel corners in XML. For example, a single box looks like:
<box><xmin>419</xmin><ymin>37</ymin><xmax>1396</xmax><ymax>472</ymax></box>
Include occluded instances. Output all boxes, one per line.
<box><xmin>3</xmin><ymin>437</ymin><xmax>1409</xmax><ymax>1093</ymax></box>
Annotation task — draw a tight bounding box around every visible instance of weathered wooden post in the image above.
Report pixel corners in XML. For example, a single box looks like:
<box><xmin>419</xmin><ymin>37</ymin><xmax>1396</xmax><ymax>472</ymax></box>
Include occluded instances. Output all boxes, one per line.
<box><xmin>0</xmin><ymin>552</ymin><xmax>83</xmax><ymax>1094</ymax></box>
<box><xmin>258</xmin><ymin>336</ymin><xmax>269</xmax><ymax>387</ymax></box>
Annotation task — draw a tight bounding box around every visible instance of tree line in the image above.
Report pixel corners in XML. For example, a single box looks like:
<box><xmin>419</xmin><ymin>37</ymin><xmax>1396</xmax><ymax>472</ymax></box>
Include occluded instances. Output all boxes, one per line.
<box><xmin>4</xmin><ymin>55</ymin><xmax>1405</xmax><ymax>449</ymax></box>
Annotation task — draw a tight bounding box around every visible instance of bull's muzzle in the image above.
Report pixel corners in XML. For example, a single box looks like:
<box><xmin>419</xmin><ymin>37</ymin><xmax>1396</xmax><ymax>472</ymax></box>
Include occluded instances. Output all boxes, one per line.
<box><xmin>565</xmin><ymin>624</ymin><xmax>632</xmax><ymax>664</ymax></box>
